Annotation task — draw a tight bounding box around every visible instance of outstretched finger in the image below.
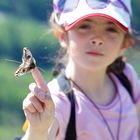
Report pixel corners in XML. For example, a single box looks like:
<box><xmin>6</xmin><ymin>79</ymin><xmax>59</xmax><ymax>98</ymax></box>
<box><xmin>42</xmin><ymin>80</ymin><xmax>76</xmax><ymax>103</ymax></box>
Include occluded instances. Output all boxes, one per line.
<box><xmin>30</xmin><ymin>67</ymin><xmax>54</xmax><ymax>110</ymax></box>
<box><xmin>31</xmin><ymin>67</ymin><xmax>50</xmax><ymax>94</ymax></box>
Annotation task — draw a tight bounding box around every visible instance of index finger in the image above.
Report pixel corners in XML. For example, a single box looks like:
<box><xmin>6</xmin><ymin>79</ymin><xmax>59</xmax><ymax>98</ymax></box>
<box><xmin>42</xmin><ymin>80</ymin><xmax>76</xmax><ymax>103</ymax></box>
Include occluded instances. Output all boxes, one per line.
<box><xmin>31</xmin><ymin>67</ymin><xmax>50</xmax><ymax>94</ymax></box>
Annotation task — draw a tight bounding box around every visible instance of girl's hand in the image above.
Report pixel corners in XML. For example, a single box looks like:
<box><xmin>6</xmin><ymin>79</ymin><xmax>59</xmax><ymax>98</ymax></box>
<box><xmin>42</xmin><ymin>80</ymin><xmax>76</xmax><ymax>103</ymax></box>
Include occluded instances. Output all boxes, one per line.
<box><xmin>22</xmin><ymin>68</ymin><xmax>55</xmax><ymax>134</ymax></box>
<box><xmin>23</xmin><ymin>83</ymin><xmax>55</xmax><ymax>133</ymax></box>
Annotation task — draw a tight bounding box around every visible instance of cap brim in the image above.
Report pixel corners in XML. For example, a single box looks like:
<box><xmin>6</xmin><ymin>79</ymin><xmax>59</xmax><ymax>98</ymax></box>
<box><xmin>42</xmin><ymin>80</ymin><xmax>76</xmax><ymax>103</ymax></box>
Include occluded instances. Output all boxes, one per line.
<box><xmin>64</xmin><ymin>13</ymin><xmax>128</xmax><ymax>32</ymax></box>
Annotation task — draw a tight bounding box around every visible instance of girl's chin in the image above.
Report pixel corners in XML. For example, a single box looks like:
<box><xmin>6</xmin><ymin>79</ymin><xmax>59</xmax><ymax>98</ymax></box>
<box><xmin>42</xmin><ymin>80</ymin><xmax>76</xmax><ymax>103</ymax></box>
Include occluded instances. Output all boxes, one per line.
<box><xmin>80</xmin><ymin>63</ymin><xmax>108</xmax><ymax>72</ymax></box>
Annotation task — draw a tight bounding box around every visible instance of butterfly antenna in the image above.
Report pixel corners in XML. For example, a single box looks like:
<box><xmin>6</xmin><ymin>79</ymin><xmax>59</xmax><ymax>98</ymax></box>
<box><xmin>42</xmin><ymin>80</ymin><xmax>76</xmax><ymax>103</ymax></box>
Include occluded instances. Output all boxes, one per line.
<box><xmin>0</xmin><ymin>58</ymin><xmax>21</xmax><ymax>64</ymax></box>
<box><xmin>37</xmin><ymin>66</ymin><xmax>46</xmax><ymax>73</ymax></box>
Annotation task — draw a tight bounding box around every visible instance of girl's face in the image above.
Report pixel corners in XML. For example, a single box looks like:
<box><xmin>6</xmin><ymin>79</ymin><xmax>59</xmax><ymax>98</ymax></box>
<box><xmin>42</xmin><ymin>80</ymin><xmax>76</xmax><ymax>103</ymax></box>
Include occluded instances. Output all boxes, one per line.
<box><xmin>61</xmin><ymin>17</ymin><xmax>130</xmax><ymax>71</ymax></box>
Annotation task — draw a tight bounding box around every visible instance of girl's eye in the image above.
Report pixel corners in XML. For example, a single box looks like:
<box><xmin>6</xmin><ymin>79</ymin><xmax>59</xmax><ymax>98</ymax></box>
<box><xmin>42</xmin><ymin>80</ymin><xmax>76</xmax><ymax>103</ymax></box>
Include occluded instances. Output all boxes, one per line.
<box><xmin>106</xmin><ymin>27</ymin><xmax>118</xmax><ymax>33</ymax></box>
<box><xmin>78</xmin><ymin>24</ymin><xmax>91</xmax><ymax>30</ymax></box>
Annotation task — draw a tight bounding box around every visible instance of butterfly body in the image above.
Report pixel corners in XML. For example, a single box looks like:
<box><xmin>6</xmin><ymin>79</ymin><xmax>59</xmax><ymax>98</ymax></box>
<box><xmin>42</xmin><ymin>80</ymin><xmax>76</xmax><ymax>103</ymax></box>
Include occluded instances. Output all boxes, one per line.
<box><xmin>15</xmin><ymin>48</ymin><xmax>36</xmax><ymax>77</ymax></box>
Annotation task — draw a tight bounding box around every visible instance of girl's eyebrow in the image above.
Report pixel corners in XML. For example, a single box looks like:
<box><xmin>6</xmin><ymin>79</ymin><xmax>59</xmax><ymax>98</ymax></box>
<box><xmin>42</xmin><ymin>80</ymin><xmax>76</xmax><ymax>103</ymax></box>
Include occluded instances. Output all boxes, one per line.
<box><xmin>107</xmin><ymin>21</ymin><xmax>116</xmax><ymax>26</ymax></box>
<box><xmin>83</xmin><ymin>19</ymin><xmax>116</xmax><ymax>26</ymax></box>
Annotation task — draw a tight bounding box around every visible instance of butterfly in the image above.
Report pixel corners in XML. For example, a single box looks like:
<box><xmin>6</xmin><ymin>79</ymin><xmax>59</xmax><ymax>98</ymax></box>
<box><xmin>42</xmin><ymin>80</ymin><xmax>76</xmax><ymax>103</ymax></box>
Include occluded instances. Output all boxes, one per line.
<box><xmin>15</xmin><ymin>47</ymin><xmax>36</xmax><ymax>77</ymax></box>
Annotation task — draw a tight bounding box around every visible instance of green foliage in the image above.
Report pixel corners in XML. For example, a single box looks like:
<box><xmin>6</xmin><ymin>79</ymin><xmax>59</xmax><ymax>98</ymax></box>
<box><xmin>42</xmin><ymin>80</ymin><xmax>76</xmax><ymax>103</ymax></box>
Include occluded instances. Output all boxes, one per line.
<box><xmin>0</xmin><ymin>3</ymin><xmax>58</xmax><ymax>138</ymax></box>
<box><xmin>132</xmin><ymin>0</ymin><xmax>140</xmax><ymax>30</ymax></box>
<box><xmin>0</xmin><ymin>124</ymin><xmax>23</xmax><ymax>140</ymax></box>
<box><xmin>0</xmin><ymin>61</ymin><xmax>53</xmax><ymax>139</ymax></box>
<box><xmin>0</xmin><ymin>13</ymin><xmax>59</xmax><ymax>67</ymax></box>
<box><xmin>0</xmin><ymin>0</ymin><xmax>52</xmax><ymax>21</ymax></box>
<box><xmin>0</xmin><ymin>61</ymin><xmax>53</xmax><ymax>110</ymax></box>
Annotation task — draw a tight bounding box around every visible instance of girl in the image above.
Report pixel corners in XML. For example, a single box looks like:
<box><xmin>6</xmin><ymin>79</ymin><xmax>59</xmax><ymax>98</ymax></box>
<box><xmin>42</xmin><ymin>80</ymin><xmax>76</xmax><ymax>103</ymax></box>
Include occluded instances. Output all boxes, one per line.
<box><xmin>22</xmin><ymin>0</ymin><xmax>140</xmax><ymax>140</ymax></box>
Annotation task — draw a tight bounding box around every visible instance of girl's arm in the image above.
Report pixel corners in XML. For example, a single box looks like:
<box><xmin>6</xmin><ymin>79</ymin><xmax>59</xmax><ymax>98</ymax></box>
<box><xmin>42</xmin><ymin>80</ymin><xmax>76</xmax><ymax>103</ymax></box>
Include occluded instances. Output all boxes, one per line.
<box><xmin>123</xmin><ymin>64</ymin><xmax>140</xmax><ymax>137</ymax></box>
<box><xmin>21</xmin><ymin>118</ymin><xmax>59</xmax><ymax>140</ymax></box>
<box><xmin>21</xmin><ymin>68</ymin><xmax>59</xmax><ymax>140</ymax></box>
<box><xmin>21</xmin><ymin>127</ymin><xmax>48</xmax><ymax>140</ymax></box>
<box><xmin>15</xmin><ymin>48</ymin><xmax>60</xmax><ymax>140</ymax></box>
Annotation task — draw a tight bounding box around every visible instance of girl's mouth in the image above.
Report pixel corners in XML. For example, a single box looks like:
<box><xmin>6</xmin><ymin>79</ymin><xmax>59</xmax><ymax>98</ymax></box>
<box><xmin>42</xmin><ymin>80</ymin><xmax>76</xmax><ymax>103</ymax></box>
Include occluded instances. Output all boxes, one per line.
<box><xmin>86</xmin><ymin>51</ymin><xmax>104</xmax><ymax>56</ymax></box>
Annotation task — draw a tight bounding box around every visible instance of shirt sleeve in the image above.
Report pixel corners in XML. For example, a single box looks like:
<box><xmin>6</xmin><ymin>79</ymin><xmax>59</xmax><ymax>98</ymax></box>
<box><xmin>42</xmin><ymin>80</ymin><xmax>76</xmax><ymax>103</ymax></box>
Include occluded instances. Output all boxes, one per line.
<box><xmin>123</xmin><ymin>63</ymin><xmax>140</xmax><ymax>104</ymax></box>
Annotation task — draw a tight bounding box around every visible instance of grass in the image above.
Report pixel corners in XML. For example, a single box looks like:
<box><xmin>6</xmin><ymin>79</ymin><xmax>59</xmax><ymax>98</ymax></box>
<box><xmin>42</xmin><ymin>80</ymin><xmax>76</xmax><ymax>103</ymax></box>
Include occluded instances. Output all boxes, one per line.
<box><xmin>0</xmin><ymin>61</ymin><xmax>53</xmax><ymax>139</ymax></box>
<box><xmin>0</xmin><ymin>109</ymin><xmax>24</xmax><ymax>140</ymax></box>
<box><xmin>0</xmin><ymin>125</ymin><xmax>23</xmax><ymax>140</ymax></box>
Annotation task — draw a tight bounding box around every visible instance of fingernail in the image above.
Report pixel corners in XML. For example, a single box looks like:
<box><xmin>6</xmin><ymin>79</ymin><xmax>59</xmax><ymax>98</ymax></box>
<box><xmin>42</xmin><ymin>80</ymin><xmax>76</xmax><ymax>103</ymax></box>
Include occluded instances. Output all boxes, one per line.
<box><xmin>29</xmin><ymin>83</ymin><xmax>36</xmax><ymax>90</ymax></box>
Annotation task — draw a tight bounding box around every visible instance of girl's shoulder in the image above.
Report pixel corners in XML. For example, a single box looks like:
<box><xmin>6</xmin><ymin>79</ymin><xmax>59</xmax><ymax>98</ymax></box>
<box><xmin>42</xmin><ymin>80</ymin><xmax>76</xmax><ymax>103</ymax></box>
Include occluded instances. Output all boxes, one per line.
<box><xmin>123</xmin><ymin>63</ymin><xmax>140</xmax><ymax>103</ymax></box>
<box><xmin>47</xmin><ymin>78</ymin><xmax>61</xmax><ymax>93</ymax></box>
<box><xmin>123</xmin><ymin>63</ymin><xmax>139</xmax><ymax>84</ymax></box>
<box><xmin>47</xmin><ymin>76</ymin><xmax>71</xmax><ymax>136</ymax></box>
<box><xmin>47</xmin><ymin>77</ymin><xmax>70</xmax><ymax>103</ymax></box>
<box><xmin>47</xmin><ymin>74</ymin><xmax>71</xmax><ymax>108</ymax></box>
<box><xmin>47</xmin><ymin>74</ymin><xmax>71</xmax><ymax>96</ymax></box>
<box><xmin>124</xmin><ymin>63</ymin><xmax>138</xmax><ymax>77</ymax></box>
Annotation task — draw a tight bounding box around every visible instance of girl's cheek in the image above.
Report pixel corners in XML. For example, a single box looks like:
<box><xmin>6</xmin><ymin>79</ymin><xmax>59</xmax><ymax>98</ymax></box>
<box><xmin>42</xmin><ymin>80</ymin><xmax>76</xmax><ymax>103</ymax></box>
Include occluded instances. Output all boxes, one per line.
<box><xmin>104</xmin><ymin>33</ymin><xmax>120</xmax><ymax>42</ymax></box>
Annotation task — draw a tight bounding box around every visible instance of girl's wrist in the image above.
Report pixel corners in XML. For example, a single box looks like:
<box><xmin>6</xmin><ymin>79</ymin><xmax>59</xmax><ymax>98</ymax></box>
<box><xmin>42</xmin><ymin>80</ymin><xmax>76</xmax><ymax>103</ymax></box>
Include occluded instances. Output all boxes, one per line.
<box><xmin>22</xmin><ymin>126</ymin><xmax>48</xmax><ymax>140</ymax></box>
<box><xmin>28</xmin><ymin>125</ymin><xmax>49</xmax><ymax>136</ymax></box>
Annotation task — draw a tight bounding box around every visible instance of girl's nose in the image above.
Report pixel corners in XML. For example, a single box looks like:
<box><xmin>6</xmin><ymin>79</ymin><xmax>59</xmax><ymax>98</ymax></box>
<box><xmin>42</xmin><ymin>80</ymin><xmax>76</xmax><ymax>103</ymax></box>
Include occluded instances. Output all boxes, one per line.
<box><xmin>90</xmin><ymin>37</ymin><xmax>104</xmax><ymax>46</ymax></box>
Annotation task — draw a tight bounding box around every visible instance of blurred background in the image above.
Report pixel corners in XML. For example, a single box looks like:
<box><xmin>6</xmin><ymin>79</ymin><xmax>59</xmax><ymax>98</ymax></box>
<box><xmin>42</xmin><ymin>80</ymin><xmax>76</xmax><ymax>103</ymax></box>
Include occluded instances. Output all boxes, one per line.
<box><xmin>0</xmin><ymin>0</ymin><xmax>140</xmax><ymax>139</ymax></box>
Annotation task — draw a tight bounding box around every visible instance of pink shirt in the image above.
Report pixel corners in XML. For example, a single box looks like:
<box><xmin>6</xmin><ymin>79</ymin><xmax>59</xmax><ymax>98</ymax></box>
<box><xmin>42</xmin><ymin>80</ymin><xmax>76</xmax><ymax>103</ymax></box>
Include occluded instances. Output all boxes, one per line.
<box><xmin>48</xmin><ymin>64</ymin><xmax>140</xmax><ymax>140</ymax></box>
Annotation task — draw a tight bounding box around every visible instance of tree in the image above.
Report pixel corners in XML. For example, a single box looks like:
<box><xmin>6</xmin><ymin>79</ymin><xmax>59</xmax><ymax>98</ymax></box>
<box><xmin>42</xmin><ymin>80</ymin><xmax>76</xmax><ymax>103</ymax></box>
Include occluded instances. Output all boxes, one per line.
<box><xmin>0</xmin><ymin>0</ymin><xmax>52</xmax><ymax>21</ymax></box>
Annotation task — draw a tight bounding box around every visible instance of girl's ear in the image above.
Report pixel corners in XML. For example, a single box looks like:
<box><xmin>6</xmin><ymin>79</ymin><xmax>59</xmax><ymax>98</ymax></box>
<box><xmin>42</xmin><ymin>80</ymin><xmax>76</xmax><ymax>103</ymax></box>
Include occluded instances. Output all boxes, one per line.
<box><xmin>58</xmin><ymin>32</ymin><xmax>68</xmax><ymax>48</ymax></box>
<box><xmin>122</xmin><ymin>34</ymin><xmax>135</xmax><ymax>49</ymax></box>
<box><xmin>119</xmin><ymin>35</ymin><xmax>135</xmax><ymax>56</ymax></box>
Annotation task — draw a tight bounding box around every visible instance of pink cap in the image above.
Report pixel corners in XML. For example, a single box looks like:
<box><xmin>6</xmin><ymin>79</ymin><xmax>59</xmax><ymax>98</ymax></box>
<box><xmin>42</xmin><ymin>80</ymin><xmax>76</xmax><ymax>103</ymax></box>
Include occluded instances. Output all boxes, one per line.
<box><xmin>54</xmin><ymin>0</ymin><xmax>132</xmax><ymax>32</ymax></box>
